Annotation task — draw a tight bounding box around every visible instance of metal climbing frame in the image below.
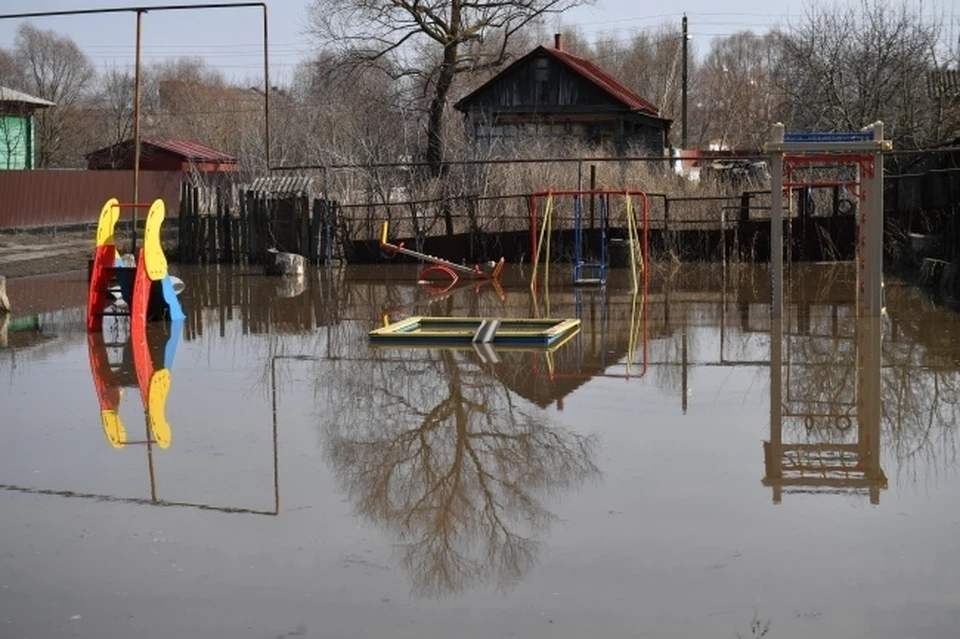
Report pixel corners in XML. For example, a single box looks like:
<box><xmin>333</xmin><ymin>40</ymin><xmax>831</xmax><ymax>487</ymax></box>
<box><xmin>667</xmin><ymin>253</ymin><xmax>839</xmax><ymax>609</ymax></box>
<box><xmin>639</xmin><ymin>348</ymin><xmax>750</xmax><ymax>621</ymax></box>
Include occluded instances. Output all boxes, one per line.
<box><xmin>766</xmin><ymin>123</ymin><xmax>892</xmax><ymax>319</ymax></box>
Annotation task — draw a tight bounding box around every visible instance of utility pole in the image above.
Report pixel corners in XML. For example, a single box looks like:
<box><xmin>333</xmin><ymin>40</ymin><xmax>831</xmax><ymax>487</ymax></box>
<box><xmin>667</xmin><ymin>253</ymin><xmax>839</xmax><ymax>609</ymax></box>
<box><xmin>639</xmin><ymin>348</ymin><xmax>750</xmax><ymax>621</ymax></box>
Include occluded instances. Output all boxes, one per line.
<box><xmin>132</xmin><ymin>8</ymin><xmax>143</xmax><ymax>253</ymax></box>
<box><xmin>681</xmin><ymin>13</ymin><xmax>688</xmax><ymax>149</ymax></box>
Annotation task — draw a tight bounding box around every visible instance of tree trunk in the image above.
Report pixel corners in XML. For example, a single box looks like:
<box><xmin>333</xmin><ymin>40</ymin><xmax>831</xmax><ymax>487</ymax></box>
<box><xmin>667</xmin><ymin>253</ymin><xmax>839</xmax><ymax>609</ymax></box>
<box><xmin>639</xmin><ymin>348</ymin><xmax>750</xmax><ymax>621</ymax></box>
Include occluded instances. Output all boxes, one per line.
<box><xmin>427</xmin><ymin>48</ymin><xmax>457</xmax><ymax>176</ymax></box>
<box><xmin>428</xmin><ymin>52</ymin><xmax>457</xmax><ymax>235</ymax></box>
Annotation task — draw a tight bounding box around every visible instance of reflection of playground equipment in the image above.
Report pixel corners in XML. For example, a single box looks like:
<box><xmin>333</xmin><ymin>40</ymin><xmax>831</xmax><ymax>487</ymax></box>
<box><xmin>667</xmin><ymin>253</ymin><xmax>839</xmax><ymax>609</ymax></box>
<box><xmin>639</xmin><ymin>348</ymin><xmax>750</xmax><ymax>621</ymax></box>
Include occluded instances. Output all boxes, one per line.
<box><xmin>379</xmin><ymin>220</ymin><xmax>505</xmax><ymax>287</ymax></box>
<box><xmin>764</xmin><ymin>314</ymin><xmax>887</xmax><ymax>504</ymax></box>
<box><xmin>5</xmin><ymin>340</ymin><xmax>279</xmax><ymax>515</ymax></box>
<box><xmin>87</xmin><ymin>198</ymin><xmax>185</xmax><ymax>333</ymax></box>
<box><xmin>533</xmin><ymin>284</ymin><xmax>648</xmax><ymax>382</ymax></box>
<box><xmin>88</xmin><ymin>319</ymin><xmax>183</xmax><ymax>450</ymax></box>
<box><xmin>370</xmin><ymin>316</ymin><xmax>580</xmax><ymax>347</ymax></box>
<box><xmin>369</xmin><ymin>325</ymin><xmax>580</xmax><ymax>365</ymax></box>
<box><xmin>418</xmin><ymin>272</ymin><xmax>505</xmax><ymax>299</ymax></box>
<box><xmin>529</xmin><ymin>190</ymin><xmax>648</xmax><ymax>290</ymax></box>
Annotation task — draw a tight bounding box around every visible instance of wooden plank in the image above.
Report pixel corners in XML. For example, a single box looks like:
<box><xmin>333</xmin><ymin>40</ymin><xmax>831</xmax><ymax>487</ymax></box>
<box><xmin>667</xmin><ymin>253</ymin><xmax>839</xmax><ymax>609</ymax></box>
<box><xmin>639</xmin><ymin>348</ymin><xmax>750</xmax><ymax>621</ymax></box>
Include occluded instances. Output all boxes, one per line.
<box><xmin>310</xmin><ymin>197</ymin><xmax>321</xmax><ymax>264</ymax></box>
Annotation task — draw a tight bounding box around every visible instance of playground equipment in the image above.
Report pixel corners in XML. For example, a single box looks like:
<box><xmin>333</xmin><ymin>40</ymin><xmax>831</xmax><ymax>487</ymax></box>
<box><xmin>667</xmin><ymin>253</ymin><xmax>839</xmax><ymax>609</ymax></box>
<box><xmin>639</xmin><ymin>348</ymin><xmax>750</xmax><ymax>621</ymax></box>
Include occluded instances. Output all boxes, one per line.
<box><xmin>88</xmin><ymin>318</ymin><xmax>182</xmax><ymax>450</ymax></box>
<box><xmin>87</xmin><ymin>198</ymin><xmax>185</xmax><ymax>333</ymax></box>
<box><xmin>766</xmin><ymin>123</ymin><xmax>891</xmax><ymax>319</ymax></box>
<box><xmin>379</xmin><ymin>221</ymin><xmax>505</xmax><ymax>287</ymax></box>
<box><xmin>574</xmin><ymin>194</ymin><xmax>607</xmax><ymax>285</ymax></box>
<box><xmin>529</xmin><ymin>190</ymin><xmax>648</xmax><ymax>292</ymax></box>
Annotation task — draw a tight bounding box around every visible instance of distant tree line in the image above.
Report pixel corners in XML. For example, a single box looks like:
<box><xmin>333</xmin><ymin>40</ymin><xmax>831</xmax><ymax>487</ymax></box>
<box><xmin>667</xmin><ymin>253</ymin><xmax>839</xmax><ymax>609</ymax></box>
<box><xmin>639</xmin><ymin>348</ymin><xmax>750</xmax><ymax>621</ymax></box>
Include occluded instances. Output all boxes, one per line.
<box><xmin>0</xmin><ymin>0</ymin><xmax>956</xmax><ymax>172</ymax></box>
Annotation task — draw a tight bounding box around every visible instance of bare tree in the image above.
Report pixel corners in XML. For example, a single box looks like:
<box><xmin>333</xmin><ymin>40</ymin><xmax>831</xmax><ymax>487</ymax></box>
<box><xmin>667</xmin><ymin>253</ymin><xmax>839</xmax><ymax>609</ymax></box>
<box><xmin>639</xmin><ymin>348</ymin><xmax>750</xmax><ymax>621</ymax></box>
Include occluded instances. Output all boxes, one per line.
<box><xmin>305</xmin><ymin>0</ymin><xmax>593</xmax><ymax>178</ymax></box>
<box><xmin>11</xmin><ymin>23</ymin><xmax>96</xmax><ymax>167</ymax></box>
<box><xmin>774</xmin><ymin>0</ymin><xmax>952</xmax><ymax>147</ymax></box>
<box><xmin>0</xmin><ymin>48</ymin><xmax>17</xmax><ymax>87</ymax></box>
<box><xmin>98</xmin><ymin>66</ymin><xmax>135</xmax><ymax>150</ymax></box>
<box><xmin>695</xmin><ymin>31</ymin><xmax>779</xmax><ymax>150</ymax></box>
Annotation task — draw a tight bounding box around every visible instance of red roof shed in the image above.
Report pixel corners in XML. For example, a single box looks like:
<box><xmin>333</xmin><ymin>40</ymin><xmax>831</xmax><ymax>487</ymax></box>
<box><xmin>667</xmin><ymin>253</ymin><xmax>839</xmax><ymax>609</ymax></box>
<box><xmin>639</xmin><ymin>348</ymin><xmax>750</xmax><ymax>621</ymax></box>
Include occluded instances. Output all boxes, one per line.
<box><xmin>86</xmin><ymin>139</ymin><xmax>238</xmax><ymax>172</ymax></box>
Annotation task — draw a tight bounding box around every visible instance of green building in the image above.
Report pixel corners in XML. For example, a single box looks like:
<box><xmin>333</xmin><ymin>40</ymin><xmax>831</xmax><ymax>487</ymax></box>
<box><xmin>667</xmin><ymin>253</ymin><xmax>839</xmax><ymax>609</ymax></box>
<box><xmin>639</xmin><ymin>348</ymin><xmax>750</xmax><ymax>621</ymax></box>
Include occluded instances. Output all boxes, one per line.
<box><xmin>0</xmin><ymin>87</ymin><xmax>55</xmax><ymax>170</ymax></box>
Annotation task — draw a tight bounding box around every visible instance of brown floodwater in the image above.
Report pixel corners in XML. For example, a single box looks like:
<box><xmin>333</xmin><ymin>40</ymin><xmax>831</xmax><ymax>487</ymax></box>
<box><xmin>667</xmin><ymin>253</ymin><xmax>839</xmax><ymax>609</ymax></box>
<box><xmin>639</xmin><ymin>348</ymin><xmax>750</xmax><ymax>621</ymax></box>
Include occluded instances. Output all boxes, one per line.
<box><xmin>1</xmin><ymin>263</ymin><xmax>959</xmax><ymax>639</ymax></box>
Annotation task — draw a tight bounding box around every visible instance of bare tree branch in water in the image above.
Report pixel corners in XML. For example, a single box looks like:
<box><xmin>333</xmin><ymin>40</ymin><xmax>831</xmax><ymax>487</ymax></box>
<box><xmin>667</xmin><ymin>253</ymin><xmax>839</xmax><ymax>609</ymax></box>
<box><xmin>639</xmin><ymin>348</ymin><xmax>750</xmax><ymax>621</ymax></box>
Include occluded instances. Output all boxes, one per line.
<box><xmin>319</xmin><ymin>348</ymin><xmax>599</xmax><ymax>597</ymax></box>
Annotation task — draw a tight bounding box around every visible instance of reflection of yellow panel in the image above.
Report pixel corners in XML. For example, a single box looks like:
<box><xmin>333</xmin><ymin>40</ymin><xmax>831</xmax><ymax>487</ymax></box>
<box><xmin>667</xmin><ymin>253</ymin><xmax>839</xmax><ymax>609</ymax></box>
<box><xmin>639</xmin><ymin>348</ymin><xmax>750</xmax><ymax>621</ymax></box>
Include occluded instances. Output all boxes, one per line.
<box><xmin>143</xmin><ymin>199</ymin><xmax>168</xmax><ymax>281</ymax></box>
<box><xmin>101</xmin><ymin>409</ymin><xmax>126</xmax><ymax>449</ymax></box>
<box><xmin>148</xmin><ymin>369</ymin><xmax>172</xmax><ymax>449</ymax></box>
<box><xmin>95</xmin><ymin>198</ymin><xmax>121</xmax><ymax>248</ymax></box>
<box><xmin>369</xmin><ymin>316</ymin><xmax>581</xmax><ymax>346</ymax></box>
<box><xmin>369</xmin><ymin>325</ymin><xmax>580</xmax><ymax>353</ymax></box>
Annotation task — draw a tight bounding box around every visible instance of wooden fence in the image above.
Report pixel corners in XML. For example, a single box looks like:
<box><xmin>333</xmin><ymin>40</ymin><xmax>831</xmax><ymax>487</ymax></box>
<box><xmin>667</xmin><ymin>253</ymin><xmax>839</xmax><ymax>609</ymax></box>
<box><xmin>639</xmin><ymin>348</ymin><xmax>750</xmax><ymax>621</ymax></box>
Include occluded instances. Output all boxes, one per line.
<box><xmin>177</xmin><ymin>183</ymin><xmax>341</xmax><ymax>265</ymax></box>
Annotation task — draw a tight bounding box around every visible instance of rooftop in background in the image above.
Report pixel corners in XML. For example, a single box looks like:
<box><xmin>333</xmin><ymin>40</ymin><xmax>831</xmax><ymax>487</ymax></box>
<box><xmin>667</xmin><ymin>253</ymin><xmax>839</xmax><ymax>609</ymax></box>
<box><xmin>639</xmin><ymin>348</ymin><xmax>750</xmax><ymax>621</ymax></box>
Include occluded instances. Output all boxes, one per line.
<box><xmin>0</xmin><ymin>86</ymin><xmax>56</xmax><ymax>109</ymax></box>
<box><xmin>541</xmin><ymin>46</ymin><xmax>660</xmax><ymax>116</ymax></box>
<box><xmin>455</xmin><ymin>35</ymin><xmax>661</xmax><ymax>117</ymax></box>
<box><xmin>86</xmin><ymin>139</ymin><xmax>238</xmax><ymax>172</ymax></box>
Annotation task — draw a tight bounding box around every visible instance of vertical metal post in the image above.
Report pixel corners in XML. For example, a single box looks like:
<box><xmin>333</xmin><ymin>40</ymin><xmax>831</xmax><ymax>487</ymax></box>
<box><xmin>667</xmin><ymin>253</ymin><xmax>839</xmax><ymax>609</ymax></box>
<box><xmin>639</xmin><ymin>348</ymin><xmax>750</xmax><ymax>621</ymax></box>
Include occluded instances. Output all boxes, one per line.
<box><xmin>770</xmin><ymin>123</ymin><xmax>784</xmax><ymax>319</ymax></box>
<box><xmin>589</xmin><ymin>164</ymin><xmax>596</xmax><ymax>228</ymax></box>
<box><xmin>132</xmin><ymin>8</ymin><xmax>143</xmax><ymax>254</ymax></box>
<box><xmin>262</xmin><ymin>4</ymin><xmax>270</xmax><ymax>169</ymax></box>
<box><xmin>681</xmin><ymin>14</ymin><xmax>688</xmax><ymax>149</ymax></box>
<box><xmin>869</xmin><ymin>121</ymin><xmax>884</xmax><ymax>317</ymax></box>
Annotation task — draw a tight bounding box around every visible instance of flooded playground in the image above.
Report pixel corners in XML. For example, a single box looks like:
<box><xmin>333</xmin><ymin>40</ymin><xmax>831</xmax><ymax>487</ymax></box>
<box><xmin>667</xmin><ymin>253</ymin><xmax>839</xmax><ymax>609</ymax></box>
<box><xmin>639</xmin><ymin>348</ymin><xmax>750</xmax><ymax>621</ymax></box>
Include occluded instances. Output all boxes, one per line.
<box><xmin>2</xmin><ymin>262</ymin><xmax>960</xmax><ymax>639</ymax></box>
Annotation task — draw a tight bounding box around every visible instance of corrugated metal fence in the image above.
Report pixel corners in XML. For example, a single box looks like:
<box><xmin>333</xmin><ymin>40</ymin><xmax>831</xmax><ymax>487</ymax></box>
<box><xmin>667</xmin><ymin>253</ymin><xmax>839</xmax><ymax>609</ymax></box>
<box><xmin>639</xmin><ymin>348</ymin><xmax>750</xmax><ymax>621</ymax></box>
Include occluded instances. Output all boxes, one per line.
<box><xmin>0</xmin><ymin>170</ymin><xmax>182</xmax><ymax>230</ymax></box>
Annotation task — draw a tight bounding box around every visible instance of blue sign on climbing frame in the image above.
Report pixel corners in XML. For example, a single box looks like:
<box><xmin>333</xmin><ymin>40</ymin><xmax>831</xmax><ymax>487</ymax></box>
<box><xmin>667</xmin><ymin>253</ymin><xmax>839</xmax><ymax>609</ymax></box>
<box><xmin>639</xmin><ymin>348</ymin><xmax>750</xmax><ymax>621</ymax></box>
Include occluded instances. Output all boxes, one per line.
<box><xmin>783</xmin><ymin>131</ymin><xmax>874</xmax><ymax>143</ymax></box>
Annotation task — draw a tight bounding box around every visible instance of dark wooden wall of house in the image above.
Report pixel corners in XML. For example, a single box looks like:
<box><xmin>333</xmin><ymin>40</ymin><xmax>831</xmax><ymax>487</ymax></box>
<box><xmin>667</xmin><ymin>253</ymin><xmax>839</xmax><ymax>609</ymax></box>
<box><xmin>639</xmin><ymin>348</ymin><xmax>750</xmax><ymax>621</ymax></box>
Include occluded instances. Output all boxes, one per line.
<box><xmin>465</xmin><ymin>53</ymin><xmax>620</xmax><ymax>111</ymax></box>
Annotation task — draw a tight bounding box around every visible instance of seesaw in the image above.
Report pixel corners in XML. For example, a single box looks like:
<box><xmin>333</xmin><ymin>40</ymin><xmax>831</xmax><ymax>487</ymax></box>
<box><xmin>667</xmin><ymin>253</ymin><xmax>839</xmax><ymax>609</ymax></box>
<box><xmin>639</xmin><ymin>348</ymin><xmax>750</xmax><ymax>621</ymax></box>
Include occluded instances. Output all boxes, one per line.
<box><xmin>379</xmin><ymin>220</ymin><xmax>505</xmax><ymax>287</ymax></box>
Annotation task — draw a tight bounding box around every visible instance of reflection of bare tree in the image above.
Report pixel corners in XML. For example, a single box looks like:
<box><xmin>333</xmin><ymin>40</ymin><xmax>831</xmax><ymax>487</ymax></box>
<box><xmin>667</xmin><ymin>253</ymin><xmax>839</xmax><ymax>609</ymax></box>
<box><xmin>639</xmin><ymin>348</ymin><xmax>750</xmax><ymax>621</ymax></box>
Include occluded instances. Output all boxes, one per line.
<box><xmin>319</xmin><ymin>349</ymin><xmax>599</xmax><ymax>597</ymax></box>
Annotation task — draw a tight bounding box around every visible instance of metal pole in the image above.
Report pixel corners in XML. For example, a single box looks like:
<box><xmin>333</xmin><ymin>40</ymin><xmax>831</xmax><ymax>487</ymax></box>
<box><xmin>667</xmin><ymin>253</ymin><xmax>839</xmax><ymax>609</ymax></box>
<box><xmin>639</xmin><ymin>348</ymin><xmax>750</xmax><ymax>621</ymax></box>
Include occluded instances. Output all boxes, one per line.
<box><xmin>770</xmin><ymin>123</ymin><xmax>784</xmax><ymax>320</ymax></box>
<box><xmin>869</xmin><ymin>122</ymin><xmax>885</xmax><ymax>317</ymax></box>
<box><xmin>132</xmin><ymin>8</ymin><xmax>143</xmax><ymax>254</ymax></box>
<box><xmin>262</xmin><ymin>4</ymin><xmax>270</xmax><ymax>169</ymax></box>
<box><xmin>681</xmin><ymin>14</ymin><xmax>688</xmax><ymax>149</ymax></box>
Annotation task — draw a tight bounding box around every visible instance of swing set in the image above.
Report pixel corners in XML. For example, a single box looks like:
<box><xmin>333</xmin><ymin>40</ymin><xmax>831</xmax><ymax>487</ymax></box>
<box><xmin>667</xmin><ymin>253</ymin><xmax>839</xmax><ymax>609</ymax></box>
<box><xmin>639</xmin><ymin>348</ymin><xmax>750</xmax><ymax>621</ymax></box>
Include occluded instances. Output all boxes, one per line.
<box><xmin>528</xmin><ymin>189</ymin><xmax>649</xmax><ymax>293</ymax></box>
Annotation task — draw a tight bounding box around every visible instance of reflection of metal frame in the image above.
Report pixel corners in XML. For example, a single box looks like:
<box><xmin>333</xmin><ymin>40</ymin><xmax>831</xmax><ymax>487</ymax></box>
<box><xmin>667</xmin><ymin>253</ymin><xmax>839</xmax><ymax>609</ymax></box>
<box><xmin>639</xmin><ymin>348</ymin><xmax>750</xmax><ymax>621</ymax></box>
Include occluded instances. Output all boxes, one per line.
<box><xmin>764</xmin><ymin>313</ymin><xmax>887</xmax><ymax>504</ymax></box>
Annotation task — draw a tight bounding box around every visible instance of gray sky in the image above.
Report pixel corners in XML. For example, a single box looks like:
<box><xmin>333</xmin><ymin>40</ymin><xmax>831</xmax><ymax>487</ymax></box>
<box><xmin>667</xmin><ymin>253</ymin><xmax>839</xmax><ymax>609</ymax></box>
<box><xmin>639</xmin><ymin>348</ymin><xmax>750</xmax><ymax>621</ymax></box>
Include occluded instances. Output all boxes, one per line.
<box><xmin>0</xmin><ymin>0</ymin><xmax>957</xmax><ymax>85</ymax></box>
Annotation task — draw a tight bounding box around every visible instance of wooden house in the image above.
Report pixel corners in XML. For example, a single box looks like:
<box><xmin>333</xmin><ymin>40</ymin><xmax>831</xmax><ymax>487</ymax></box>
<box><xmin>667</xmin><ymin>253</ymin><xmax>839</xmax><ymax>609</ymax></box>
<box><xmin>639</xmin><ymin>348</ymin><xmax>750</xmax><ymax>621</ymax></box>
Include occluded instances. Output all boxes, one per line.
<box><xmin>454</xmin><ymin>35</ymin><xmax>671</xmax><ymax>155</ymax></box>
<box><xmin>0</xmin><ymin>87</ymin><xmax>55</xmax><ymax>170</ymax></box>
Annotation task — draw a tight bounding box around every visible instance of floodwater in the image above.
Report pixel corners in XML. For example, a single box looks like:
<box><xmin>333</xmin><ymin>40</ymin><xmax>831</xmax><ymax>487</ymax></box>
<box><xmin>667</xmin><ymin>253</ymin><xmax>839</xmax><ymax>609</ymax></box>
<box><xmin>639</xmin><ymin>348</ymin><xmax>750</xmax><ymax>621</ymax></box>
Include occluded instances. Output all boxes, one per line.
<box><xmin>1</xmin><ymin>262</ymin><xmax>959</xmax><ymax>639</ymax></box>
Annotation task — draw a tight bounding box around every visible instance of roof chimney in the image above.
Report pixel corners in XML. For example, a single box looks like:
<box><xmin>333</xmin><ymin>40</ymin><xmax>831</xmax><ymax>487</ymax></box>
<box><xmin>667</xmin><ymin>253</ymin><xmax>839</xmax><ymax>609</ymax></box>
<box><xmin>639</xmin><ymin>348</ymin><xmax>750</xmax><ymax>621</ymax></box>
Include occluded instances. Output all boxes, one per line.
<box><xmin>554</xmin><ymin>33</ymin><xmax>563</xmax><ymax>51</ymax></box>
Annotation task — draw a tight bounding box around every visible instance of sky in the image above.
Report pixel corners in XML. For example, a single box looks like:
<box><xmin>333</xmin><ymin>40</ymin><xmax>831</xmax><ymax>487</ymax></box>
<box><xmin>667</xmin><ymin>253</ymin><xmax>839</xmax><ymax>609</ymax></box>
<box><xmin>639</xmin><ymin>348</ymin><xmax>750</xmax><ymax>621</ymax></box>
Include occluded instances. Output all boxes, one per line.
<box><xmin>0</xmin><ymin>0</ymin><xmax>958</xmax><ymax>86</ymax></box>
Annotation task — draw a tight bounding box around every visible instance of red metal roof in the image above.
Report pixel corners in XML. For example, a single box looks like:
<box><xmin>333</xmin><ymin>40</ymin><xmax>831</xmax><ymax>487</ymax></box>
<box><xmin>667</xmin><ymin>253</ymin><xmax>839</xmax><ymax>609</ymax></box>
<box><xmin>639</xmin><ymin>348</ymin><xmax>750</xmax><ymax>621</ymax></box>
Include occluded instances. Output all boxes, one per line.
<box><xmin>143</xmin><ymin>139</ymin><xmax>237</xmax><ymax>163</ymax></box>
<box><xmin>542</xmin><ymin>48</ymin><xmax>660</xmax><ymax>116</ymax></box>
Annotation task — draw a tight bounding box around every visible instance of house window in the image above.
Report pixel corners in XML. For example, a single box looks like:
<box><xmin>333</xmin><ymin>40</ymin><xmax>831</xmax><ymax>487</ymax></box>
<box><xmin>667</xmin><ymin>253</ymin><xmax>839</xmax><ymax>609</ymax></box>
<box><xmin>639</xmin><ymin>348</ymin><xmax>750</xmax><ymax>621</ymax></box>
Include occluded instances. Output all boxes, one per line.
<box><xmin>535</xmin><ymin>58</ymin><xmax>549</xmax><ymax>104</ymax></box>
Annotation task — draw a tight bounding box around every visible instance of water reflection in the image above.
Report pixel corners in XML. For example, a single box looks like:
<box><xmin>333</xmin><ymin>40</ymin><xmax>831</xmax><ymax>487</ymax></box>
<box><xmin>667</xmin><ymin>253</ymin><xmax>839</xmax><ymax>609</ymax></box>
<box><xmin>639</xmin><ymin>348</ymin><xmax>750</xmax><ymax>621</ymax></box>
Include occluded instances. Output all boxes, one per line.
<box><xmin>318</xmin><ymin>346</ymin><xmax>600</xmax><ymax>597</ymax></box>
<box><xmin>765</xmin><ymin>312</ymin><xmax>886</xmax><ymax>503</ymax></box>
<box><xmin>88</xmin><ymin>319</ymin><xmax>183</xmax><ymax>450</ymax></box>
